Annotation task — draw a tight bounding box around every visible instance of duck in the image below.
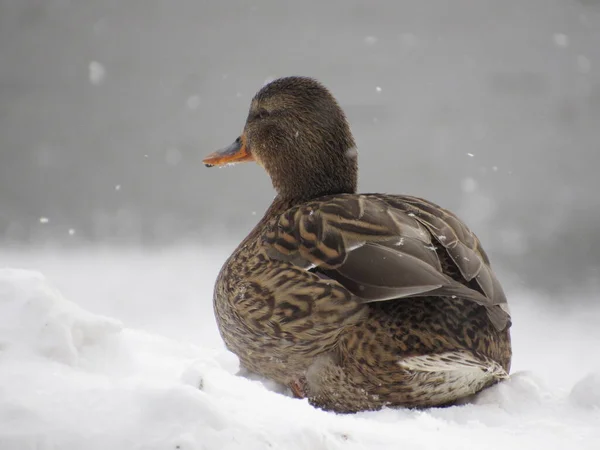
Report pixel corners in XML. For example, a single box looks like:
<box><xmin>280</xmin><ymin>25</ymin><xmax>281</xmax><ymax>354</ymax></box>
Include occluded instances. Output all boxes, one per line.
<box><xmin>203</xmin><ymin>76</ymin><xmax>511</xmax><ymax>413</ymax></box>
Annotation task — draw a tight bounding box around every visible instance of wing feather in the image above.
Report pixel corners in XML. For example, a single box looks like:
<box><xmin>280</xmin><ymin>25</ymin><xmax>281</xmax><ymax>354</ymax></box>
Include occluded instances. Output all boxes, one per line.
<box><xmin>263</xmin><ymin>194</ymin><xmax>510</xmax><ymax>331</ymax></box>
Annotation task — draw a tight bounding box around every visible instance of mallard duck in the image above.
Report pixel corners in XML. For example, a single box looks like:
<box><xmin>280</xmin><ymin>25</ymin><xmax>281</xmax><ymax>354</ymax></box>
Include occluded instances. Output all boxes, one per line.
<box><xmin>203</xmin><ymin>76</ymin><xmax>511</xmax><ymax>413</ymax></box>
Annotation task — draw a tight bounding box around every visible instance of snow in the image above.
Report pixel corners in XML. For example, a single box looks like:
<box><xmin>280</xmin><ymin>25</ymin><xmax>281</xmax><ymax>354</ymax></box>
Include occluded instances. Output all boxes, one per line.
<box><xmin>553</xmin><ymin>33</ymin><xmax>569</xmax><ymax>48</ymax></box>
<box><xmin>364</xmin><ymin>36</ymin><xmax>378</xmax><ymax>45</ymax></box>
<box><xmin>187</xmin><ymin>96</ymin><xmax>201</xmax><ymax>110</ymax></box>
<box><xmin>88</xmin><ymin>61</ymin><xmax>106</xmax><ymax>86</ymax></box>
<box><xmin>0</xmin><ymin>247</ymin><xmax>599</xmax><ymax>450</ymax></box>
<box><xmin>460</xmin><ymin>177</ymin><xmax>477</xmax><ymax>194</ymax></box>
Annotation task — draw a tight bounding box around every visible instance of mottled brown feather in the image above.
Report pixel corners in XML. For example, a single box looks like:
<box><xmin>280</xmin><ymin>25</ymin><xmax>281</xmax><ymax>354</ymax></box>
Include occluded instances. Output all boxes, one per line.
<box><xmin>264</xmin><ymin>194</ymin><xmax>510</xmax><ymax>331</ymax></box>
<box><xmin>208</xmin><ymin>76</ymin><xmax>512</xmax><ymax>413</ymax></box>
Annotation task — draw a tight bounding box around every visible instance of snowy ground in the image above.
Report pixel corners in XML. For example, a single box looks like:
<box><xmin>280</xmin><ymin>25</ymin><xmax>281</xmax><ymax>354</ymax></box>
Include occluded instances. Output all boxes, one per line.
<box><xmin>0</xmin><ymin>246</ymin><xmax>599</xmax><ymax>450</ymax></box>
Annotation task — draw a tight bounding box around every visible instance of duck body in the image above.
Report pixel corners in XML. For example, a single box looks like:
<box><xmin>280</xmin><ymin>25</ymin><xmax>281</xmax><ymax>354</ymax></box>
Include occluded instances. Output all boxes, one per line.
<box><xmin>205</xmin><ymin>77</ymin><xmax>511</xmax><ymax>413</ymax></box>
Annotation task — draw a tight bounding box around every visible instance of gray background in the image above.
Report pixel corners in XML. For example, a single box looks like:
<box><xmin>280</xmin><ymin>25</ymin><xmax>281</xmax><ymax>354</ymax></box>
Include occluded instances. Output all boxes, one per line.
<box><xmin>1</xmin><ymin>0</ymin><xmax>599</xmax><ymax>294</ymax></box>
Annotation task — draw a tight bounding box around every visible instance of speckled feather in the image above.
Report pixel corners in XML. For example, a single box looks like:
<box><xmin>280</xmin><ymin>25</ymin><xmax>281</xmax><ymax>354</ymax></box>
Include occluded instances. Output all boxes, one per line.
<box><xmin>207</xmin><ymin>76</ymin><xmax>512</xmax><ymax>413</ymax></box>
<box><xmin>213</xmin><ymin>193</ymin><xmax>511</xmax><ymax>413</ymax></box>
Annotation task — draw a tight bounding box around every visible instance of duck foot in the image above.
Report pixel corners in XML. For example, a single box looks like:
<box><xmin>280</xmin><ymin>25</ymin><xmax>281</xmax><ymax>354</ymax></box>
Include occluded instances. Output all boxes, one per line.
<box><xmin>289</xmin><ymin>377</ymin><xmax>307</xmax><ymax>398</ymax></box>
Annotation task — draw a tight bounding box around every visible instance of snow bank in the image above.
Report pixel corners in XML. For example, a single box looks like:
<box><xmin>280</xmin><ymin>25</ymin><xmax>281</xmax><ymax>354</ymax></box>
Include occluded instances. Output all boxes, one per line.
<box><xmin>0</xmin><ymin>269</ymin><xmax>121</xmax><ymax>365</ymax></box>
<box><xmin>0</xmin><ymin>262</ymin><xmax>599</xmax><ymax>450</ymax></box>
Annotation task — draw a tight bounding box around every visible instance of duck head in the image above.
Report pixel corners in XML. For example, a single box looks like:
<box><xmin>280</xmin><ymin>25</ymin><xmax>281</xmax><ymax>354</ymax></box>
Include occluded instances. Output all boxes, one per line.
<box><xmin>204</xmin><ymin>77</ymin><xmax>358</xmax><ymax>201</ymax></box>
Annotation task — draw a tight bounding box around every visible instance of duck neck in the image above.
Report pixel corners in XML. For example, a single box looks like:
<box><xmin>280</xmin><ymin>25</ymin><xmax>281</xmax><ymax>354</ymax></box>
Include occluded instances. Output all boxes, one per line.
<box><xmin>237</xmin><ymin>196</ymin><xmax>298</xmax><ymax>250</ymax></box>
<box><xmin>275</xmin><ymin>179</ymin><xmax>357</xmax><ymax>205</ymax></box>
<box><xmin>266</xmin><ymin>195</ymin><xmax>300</xmax><ymax>216</ymax></box>
<box><xmin>266</xmin><ymin>149</ymin><xmax>358</xmax><ymax>205</ymax></box>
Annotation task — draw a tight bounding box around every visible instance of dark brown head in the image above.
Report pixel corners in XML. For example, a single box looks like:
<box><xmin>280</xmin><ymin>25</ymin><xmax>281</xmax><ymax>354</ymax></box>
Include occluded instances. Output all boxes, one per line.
<box><xmin>204</xmin><ymin>77</ymin><xmax>358</xmax><ymax>201</ymax></box>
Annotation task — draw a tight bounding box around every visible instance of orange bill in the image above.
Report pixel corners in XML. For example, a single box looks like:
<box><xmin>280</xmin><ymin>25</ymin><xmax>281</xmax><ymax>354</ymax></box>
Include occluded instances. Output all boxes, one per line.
<box><xmin>203</xmin><ymin>134</ymin><xmax>253</xmax><ymax>167</ymax></box>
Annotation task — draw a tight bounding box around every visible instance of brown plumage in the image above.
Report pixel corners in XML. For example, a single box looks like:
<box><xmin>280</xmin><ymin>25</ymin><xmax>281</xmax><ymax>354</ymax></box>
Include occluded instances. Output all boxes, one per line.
<box><xmin>204</xmin><ymin>76</ymin><xmax>511</xmax><ymax>413</ymax></box>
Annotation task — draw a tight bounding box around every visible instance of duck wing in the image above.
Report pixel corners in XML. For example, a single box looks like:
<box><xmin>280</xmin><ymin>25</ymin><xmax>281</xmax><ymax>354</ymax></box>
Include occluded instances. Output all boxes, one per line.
<box><xmin>263</xmin><ymin>194</ymin><xmax>510</xmax><ymax>331</ymax></box>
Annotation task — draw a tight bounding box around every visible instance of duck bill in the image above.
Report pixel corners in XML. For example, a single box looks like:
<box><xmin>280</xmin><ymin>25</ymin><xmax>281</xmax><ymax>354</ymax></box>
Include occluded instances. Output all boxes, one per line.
<box><xmin>203</xmin><ymin>135</ymin><xmax>253</xmax><ymax>167</ymax></box>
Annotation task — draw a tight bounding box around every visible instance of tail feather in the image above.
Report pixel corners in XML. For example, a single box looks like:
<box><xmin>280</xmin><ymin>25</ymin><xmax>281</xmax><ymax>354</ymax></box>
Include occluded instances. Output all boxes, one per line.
<box><xmin>398</xmin><ymin>350</ymin><xmax>508</xmax><ymax>379</ymax></box>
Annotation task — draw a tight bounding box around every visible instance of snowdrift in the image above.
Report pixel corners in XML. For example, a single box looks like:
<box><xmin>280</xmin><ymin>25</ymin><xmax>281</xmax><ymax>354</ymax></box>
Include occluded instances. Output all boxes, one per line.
<box><xmin>0</xmin><ymin>262</ymin><xmax>599</xmax><ymax>450</ymax></box>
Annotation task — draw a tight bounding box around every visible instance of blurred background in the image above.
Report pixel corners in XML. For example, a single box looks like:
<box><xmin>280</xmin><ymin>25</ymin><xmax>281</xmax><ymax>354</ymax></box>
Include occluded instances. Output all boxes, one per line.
<box><xmin>1</xmin><ymin>0</ymin><xmax>599</xmax><ymax>296</ymax></box>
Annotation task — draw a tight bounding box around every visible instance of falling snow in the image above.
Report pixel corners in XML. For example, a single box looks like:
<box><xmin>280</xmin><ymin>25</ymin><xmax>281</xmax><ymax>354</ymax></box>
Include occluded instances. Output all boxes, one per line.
<box><xmin>186</xmin><ymin>95</ymin><xmax>201</xmax><ymax>109</ymax></box>
<box><xmin>88</xmin><ymin>61</ymin><xmax>106</xmax><ymax>85</ymax></box>
<box><xmin>553</xmin><ymin>33</ymin><xmax>569</xmax><ymax>48</ymax></box>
